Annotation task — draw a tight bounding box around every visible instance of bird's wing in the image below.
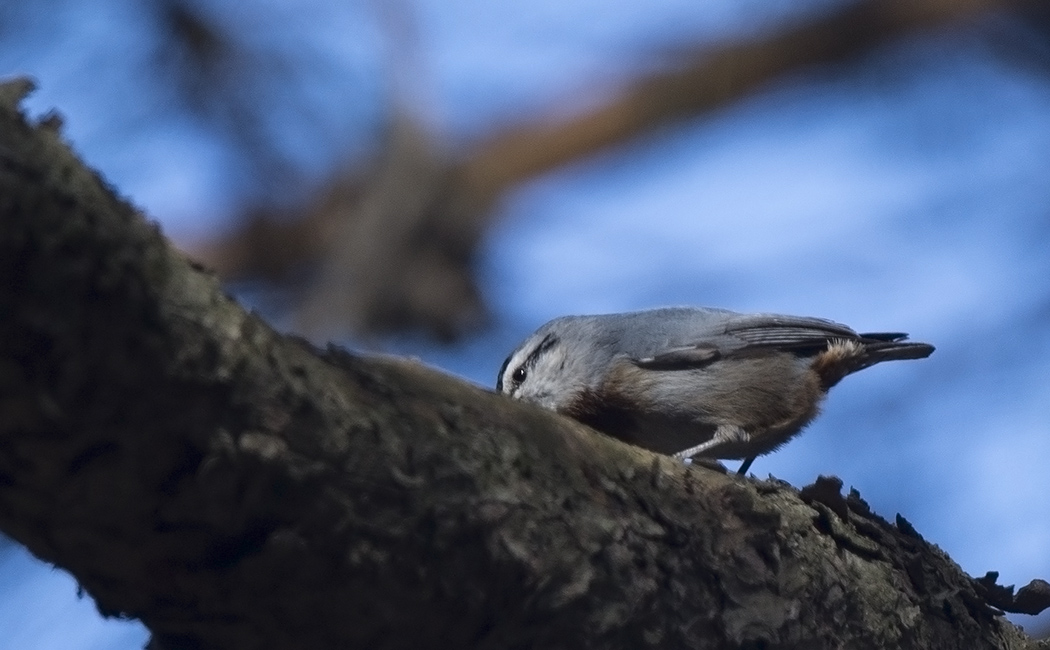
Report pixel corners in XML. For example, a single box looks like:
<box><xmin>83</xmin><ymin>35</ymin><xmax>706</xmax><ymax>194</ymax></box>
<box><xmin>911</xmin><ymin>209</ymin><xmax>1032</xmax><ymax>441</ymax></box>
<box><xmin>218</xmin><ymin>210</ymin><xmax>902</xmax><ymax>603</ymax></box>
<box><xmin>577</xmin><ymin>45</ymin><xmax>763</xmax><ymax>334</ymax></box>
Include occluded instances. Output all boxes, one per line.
<box><xmin>631</xmin><ymin>313</ymin><xmax>859</xmax><ymax>370</ymax></box>
<box><xmin>721</xmin><ymin>314</ymin><xmax>858</xmax><ymax>349</ymax></box>
<box><xmin>631</xmin><ymin>344</ymin><xmax>722</xmax><ymax>370</ymax></box>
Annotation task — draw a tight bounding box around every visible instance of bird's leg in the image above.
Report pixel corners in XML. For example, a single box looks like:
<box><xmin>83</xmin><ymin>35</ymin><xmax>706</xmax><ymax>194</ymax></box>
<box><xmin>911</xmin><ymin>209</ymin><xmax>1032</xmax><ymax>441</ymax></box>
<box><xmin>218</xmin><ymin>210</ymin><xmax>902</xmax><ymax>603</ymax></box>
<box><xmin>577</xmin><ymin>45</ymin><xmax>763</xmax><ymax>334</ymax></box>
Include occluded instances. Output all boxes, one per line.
<box><xmin>737</xmin><ymin>456</ymin><xmax>756</xmax><ymax>475</ymax></box>
<box><xmin>673</xmin><ymin>425</ymin><xmax>750</xmax><ymax>461</ymax></box>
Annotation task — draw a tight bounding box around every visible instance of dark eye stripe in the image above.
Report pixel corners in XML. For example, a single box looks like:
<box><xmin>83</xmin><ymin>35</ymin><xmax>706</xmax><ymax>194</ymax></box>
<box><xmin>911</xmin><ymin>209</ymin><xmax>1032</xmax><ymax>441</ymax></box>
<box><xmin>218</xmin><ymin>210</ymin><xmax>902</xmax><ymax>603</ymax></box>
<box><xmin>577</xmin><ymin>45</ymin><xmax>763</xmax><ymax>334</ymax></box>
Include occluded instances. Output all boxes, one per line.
<box><xmin>497</xmin><ymin>333</ymin><xmax>559</xmax><ymax>393</ymax></box>
<box><xmin>496</xmin><ymin>354</ymin><xmax>512</xmax><ymax>392</ymax></box>
<box><xmin>525</xmin><ymin>334</ymin><xmax>558</xmax><ymax>368</ymax></box>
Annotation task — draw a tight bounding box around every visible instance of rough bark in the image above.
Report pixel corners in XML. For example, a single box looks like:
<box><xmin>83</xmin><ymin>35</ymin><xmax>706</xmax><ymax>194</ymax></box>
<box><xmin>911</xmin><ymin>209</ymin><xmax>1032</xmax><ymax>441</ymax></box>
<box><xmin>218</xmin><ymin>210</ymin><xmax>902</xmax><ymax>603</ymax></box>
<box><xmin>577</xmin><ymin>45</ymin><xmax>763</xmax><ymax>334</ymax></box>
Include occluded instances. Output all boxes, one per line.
<box><xmin>0</xmin><ymin>79</ymin><xmax>1046</xmax><ymax>650</ymax></box>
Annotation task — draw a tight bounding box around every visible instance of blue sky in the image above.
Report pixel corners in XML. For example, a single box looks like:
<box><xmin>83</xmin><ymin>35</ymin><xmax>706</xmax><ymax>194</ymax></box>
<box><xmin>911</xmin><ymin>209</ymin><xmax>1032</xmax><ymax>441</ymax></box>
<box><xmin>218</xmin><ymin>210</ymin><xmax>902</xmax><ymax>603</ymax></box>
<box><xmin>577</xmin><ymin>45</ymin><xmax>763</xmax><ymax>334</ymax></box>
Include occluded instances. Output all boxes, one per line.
<box><xmin>3</xmin><ymin>0</ymin><xmax>1050</xmax><ymax>646</ymax></box>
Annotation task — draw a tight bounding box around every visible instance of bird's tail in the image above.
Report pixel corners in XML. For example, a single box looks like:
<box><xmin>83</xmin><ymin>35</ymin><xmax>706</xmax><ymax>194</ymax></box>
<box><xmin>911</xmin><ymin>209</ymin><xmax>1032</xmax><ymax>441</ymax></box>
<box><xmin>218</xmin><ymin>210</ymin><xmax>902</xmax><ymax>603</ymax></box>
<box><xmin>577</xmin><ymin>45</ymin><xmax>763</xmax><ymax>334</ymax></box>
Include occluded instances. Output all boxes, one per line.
<box><xmin>814</xmin><ymin>333</ymin><xmax>934</xmax><ymax>389</ymax></box>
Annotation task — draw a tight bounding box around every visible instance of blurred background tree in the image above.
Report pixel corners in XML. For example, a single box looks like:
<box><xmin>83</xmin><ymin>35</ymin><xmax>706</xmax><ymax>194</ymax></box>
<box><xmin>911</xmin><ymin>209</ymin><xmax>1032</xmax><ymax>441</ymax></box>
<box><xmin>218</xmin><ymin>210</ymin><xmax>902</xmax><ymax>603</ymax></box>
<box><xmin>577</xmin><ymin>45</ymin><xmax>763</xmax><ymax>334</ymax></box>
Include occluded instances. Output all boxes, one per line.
<box><xmin>2</xmin><ymin>0</ymin><xmax>1050</xmax><ymax>646</ymax></box>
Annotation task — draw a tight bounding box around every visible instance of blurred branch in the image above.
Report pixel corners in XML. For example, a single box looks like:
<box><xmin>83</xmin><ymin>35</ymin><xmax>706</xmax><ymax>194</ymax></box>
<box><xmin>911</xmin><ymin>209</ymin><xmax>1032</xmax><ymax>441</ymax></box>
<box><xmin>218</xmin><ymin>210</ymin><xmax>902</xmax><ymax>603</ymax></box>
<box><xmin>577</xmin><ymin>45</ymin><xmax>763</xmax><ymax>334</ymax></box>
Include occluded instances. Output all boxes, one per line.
<box><xmin>153</xmin><ymin>0</ymin><xmax>288</xmax><ymax>182</ymax></box>
<box><xmin>457</xmin><ymin>0</ymin><xmax>1033</xmax><ymax>194</ymax></box>
<box><xmin>3</xmin><ymin>79</ymin><xmax>1049</xmax><ymax>649</ymax></box>
<box><xmin>188</xmin><ymin>0</ymin><xmax>1042</xmax><ymax>340</ymax></box>
<box><xmin>151</xmin><ymin>0</ymin><xmax>346</xmax><ymax>195</ymax></box>
<box><xmin>977</xmin><ymin>4</ymin><xmax>1050</xmax><ymax>77</ymax></box>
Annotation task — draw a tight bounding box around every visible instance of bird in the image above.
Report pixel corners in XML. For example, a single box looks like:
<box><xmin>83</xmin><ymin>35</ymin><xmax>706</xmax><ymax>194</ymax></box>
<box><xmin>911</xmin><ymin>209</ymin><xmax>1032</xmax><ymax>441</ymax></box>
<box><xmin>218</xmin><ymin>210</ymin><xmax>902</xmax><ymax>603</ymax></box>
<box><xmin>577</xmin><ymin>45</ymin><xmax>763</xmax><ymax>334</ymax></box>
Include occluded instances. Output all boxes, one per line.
<box><xmin>496</xmin><ymin>306</ymin><xmax>934</xmax><ymax>474</ymax></box>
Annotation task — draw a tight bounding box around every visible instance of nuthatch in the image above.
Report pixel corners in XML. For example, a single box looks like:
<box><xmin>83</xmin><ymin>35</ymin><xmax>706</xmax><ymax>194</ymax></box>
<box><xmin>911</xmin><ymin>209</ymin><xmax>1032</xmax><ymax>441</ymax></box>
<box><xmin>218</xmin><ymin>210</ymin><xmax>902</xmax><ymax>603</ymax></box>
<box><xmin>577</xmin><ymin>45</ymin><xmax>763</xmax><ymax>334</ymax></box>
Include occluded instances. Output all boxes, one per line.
<box><xmin>497</xmin><ymin>307</ymin><xmax>934</xmax><ymax>474</ymax></box>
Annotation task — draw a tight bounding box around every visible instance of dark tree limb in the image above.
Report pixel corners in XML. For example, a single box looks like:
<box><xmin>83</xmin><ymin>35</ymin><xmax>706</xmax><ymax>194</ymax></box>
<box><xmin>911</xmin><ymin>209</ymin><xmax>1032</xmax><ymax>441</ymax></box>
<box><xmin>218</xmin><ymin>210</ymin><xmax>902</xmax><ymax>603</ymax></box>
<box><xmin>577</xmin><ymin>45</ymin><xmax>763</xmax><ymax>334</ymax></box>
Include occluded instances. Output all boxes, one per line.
<box><xmin>1</xmin><ymin>79</ymin><xmax>1047</xmax><ymax>650</ymax></box>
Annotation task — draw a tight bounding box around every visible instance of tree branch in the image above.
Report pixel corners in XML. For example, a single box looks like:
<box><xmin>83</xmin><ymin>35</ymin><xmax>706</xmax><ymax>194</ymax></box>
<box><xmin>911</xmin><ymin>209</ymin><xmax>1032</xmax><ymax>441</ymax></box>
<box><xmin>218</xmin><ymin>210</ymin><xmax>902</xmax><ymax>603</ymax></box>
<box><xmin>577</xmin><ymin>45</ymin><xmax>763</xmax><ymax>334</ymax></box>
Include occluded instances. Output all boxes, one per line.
<box><xmin>1</xmin><ymin>79</ymin><xmax>1046</xmax><ymax>649</ymax></box>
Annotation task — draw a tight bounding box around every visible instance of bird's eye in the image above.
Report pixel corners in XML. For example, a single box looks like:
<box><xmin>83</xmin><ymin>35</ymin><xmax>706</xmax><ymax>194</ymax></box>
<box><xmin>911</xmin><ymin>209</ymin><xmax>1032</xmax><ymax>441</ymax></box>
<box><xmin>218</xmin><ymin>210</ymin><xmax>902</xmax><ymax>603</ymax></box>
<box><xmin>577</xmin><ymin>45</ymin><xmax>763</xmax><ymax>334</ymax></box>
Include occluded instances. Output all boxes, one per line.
<box><xmin>512</xmin><ymin>366</ymin><xmax>528</xmax><ymax>384</ymax></box>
